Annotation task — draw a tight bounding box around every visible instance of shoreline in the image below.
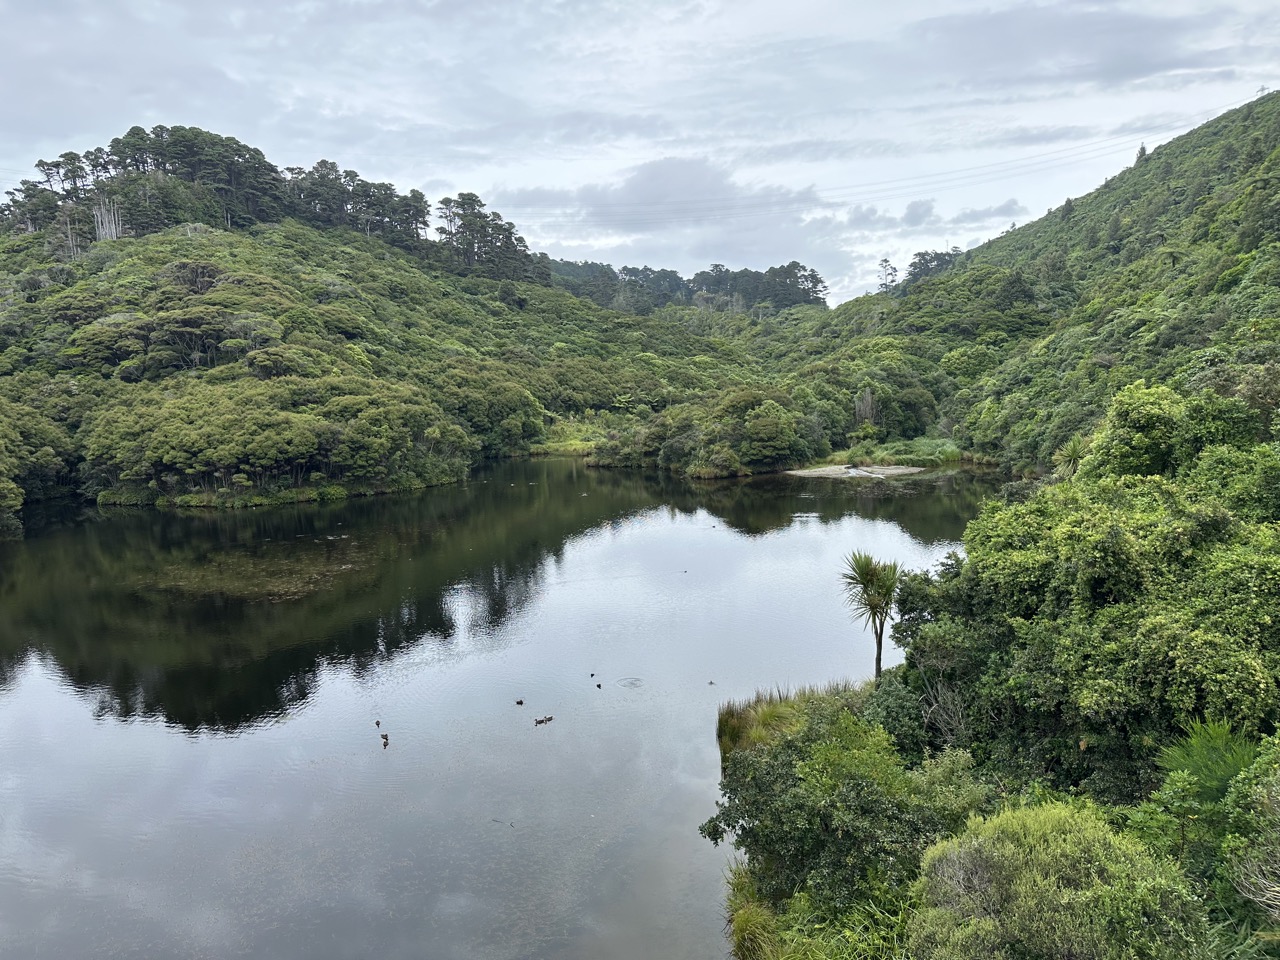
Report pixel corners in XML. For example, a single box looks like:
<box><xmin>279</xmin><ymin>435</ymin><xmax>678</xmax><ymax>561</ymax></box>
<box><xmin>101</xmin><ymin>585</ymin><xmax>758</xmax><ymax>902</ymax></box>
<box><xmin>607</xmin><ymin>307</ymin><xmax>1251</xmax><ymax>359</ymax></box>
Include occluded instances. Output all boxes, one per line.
<box><xmin>785</xmin><ymin>464</ymin><xmax>928</xmax><ymax>479</ymax></box>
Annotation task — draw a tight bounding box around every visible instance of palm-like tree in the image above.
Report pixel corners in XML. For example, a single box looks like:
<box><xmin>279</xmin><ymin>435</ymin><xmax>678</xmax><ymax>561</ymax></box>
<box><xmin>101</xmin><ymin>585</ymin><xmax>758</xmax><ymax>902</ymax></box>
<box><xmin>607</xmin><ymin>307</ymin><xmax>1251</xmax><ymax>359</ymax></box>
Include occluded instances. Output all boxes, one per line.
<box><xmin>1052</xmin><ymin>434</ymin><xmax>1090</xmax><ymax>480</ymax></box>
<box><xmin>841</xmin><ymin>551</ymin><xmax>902</xmax><ymax>681</ymax></box>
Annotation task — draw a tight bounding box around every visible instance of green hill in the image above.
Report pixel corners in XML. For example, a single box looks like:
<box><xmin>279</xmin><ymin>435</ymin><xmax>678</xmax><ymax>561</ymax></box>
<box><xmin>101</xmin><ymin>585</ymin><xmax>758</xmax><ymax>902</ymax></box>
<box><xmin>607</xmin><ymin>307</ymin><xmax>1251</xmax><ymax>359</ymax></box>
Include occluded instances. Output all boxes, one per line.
<box><xmin>3</xmin><ymin>94</ymin><xmax>1280</xmax><ymax>537</ymax></box>
<box><xmin>0</xmin><ymin>220</ymin><xmax>760</xmax><ymax>532</ymax></box>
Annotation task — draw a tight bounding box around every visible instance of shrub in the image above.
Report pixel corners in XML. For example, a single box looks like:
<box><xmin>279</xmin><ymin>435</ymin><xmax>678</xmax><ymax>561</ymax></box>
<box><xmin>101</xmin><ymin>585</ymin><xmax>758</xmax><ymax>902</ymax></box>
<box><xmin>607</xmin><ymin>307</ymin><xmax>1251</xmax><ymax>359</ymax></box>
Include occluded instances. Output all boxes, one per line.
<box><xmin>1220</xmin><ymin>734</ymin><xmax>1280</xmax><ymax>926</ymax></box>
<box><xmin>702</xmin><ymin>695</ymin><xmax>986</xmax><ymax>914</ymax></box>
<box><xmin>909</xmin><ymin>803</ymin><xmax>1210</xmax><ymax>960</ymax></box>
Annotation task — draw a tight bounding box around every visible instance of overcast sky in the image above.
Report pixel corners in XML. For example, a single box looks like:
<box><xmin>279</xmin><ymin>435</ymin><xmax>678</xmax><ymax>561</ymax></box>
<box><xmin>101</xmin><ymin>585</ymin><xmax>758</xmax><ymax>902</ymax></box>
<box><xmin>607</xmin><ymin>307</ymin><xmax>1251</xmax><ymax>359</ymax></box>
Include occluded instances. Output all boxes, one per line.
<box><xmin>2</xmin><ymin>0</ymin><xmax>1277</xmax><ymax>301</ymax></box>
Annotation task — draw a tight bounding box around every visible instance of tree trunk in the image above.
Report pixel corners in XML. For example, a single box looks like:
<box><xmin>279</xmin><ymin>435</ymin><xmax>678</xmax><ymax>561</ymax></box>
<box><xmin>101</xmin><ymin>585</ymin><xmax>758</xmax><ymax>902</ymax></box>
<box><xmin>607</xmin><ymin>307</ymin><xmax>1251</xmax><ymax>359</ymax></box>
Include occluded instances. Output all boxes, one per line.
<box><xmin>874</xmin><ymin>621</ymin><xmax>884</xmax><ymax>680</ymax></box>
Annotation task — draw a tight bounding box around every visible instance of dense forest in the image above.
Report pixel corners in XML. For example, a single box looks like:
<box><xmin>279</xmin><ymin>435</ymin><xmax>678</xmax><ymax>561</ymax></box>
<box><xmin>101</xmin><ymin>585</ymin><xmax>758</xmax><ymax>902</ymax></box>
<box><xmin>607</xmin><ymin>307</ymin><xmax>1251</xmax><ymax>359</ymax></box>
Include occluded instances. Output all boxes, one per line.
<box><xmin>0</xmin><ymin>124</ymin><xmax>845</xmax><ymax>535</ymax></box>
<box><xmin>690</xmin><ymin>96</ymin><xmax>1280</xmax><ymax>958</ymax></box>
<box><xmin>5</xmin><ymin>95</ymin><xmax>1280</xmax><ymax>955</ymax></box>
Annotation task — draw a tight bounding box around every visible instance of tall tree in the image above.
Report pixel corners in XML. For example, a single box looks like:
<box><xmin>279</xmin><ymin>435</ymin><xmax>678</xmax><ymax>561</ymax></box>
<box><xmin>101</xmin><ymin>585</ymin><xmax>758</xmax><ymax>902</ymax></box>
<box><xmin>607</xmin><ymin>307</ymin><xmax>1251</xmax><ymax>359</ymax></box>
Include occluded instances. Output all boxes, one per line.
<box><xmin>841</xmin><ymin>551</ymin><xmax>902</xmax><ymax>680</ymax></box>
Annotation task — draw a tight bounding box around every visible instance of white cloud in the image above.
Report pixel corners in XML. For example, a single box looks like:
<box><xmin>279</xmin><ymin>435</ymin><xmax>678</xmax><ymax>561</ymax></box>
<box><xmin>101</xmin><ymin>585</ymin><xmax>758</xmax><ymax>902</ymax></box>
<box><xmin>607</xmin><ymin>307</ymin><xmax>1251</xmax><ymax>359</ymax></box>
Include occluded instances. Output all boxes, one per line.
<box><xmin>1</xmin><ymin>0</ymin><xmax>1277</xmax><ymax>300</ymax></box>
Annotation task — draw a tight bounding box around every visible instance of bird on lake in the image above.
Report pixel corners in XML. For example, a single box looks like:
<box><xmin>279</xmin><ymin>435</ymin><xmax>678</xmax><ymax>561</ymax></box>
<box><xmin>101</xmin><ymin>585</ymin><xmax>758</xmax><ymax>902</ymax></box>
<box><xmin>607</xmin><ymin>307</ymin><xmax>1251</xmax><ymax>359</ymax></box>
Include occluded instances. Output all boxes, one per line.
<box><xmin>516</xmin><ymin>699</ymin><xmax>524</xmax><ymax>706</ymax></box>
<box><xmin>596</xmin><ymin>683</ymin><xmax>602</xmax><ymax>689</ymax></box>
<box><xmin>381</xmin><ymin>732</ymin><xmax>389</xmax><ymax>744</ymax></box>
<box><xmin>375</xmin><ymin>719</ymin><xmax>381</xmax><ymax>728</ymax></box>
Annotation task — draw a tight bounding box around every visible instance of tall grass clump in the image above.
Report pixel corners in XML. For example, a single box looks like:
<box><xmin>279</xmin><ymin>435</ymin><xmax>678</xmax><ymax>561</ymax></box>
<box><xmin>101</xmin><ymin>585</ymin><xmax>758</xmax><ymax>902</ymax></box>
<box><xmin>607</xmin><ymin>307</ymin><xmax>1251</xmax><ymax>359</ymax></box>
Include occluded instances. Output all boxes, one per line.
<box><xmin>715</xmin><ymin>680</ymin><xmax>871</xmax><ymax>762</ymax></box>
<box><xmin>726</xmin><ymin>863</ymin><xmax>783</xmax><ymax>960</ymax></box>
<box><xmin>1157</xmin><ymin>719</ymin><xmax>1259</xmax><ymax>804</ymax></box>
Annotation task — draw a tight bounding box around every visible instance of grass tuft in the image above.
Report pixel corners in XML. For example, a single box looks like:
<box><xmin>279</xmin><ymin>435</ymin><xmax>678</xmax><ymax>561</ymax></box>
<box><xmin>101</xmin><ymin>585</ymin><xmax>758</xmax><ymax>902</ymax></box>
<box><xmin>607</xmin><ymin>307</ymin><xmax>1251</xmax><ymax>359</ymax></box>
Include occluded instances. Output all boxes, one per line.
<box><xmin>716</xmin><ymin>680</ymin><xmax>872</xmax><ymax>761</ymax></box>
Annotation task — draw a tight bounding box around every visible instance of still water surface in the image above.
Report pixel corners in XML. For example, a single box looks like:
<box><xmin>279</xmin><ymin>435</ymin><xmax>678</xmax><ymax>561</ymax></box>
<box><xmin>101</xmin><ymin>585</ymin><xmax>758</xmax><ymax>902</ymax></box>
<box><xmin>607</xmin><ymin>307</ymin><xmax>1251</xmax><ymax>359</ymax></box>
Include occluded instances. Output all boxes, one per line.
<box><xmin>0</xmin><ymin>460</ymin><xmax>994</xmax><ymax>959</ymax></box>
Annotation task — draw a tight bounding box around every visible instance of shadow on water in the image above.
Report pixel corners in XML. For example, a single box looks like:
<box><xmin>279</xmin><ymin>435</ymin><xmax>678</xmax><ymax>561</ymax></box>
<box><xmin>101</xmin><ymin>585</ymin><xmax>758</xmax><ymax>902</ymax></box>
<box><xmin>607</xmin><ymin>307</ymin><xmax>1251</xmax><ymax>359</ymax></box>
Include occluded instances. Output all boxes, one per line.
<box><xmin>0</xmin><ymin>459</ymin><xmax>997</xmax><ymax>731</ymax></box>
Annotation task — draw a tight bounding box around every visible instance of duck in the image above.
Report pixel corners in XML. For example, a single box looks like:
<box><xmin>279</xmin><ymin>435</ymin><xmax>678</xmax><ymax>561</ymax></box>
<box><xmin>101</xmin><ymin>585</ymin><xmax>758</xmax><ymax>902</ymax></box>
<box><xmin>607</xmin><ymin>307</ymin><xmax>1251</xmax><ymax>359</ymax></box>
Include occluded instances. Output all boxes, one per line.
<box><xmin>515</xmin><ymin>699</ymin><xmax>524</xmax><ymax>706</ymax></box>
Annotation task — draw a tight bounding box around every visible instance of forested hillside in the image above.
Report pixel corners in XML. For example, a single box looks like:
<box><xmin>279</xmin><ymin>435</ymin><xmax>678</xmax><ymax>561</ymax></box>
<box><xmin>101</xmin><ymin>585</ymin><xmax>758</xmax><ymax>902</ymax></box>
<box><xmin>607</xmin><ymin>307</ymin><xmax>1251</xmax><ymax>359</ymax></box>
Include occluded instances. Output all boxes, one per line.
<box><xmin>593</xmin><ymin>92</ymin><xmax>1280</xmax><ymax>476</ymax></box>
<box><xmin>0</xmin><ymin>125</ymin><xmax>849</xmax><ymax>535</ymax></box>
<box><xmin>5</xmin><ymin>92</ymin><xmax>1280</xmax><ymax>959</ymax></box>
<box><xmin>3</xmin><ymin>94</ymin><xmax>1280</xmax><ymax>539</ymax></box>
<box><xmin>693</xmin><ymin>95</ymin><xmax>1280</xmax><ymax>960</ymax></box>
<box><xmin>0</xmin><ymin>218</ymin><xmax>767</xmax><ymax>534</ymax></box>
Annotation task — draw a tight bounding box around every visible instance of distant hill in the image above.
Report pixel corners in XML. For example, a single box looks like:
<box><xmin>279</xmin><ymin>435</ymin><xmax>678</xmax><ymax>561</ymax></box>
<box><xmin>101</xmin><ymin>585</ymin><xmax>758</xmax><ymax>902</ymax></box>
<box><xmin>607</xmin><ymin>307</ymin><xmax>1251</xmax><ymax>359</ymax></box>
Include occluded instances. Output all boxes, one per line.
<box><xmin>0</xmin><ymin>217</ymin><xmax>758</xmax><ymax>533</ymax></box>
<box><xmin>609</xmin><ymin>91</ymin><xmax>1280</xmax><ymax>475</ymax></box>
<box><xmin>3</xmin><ymin>94</ymin><xmax>1279</xmax><ymax>534</ymax></box>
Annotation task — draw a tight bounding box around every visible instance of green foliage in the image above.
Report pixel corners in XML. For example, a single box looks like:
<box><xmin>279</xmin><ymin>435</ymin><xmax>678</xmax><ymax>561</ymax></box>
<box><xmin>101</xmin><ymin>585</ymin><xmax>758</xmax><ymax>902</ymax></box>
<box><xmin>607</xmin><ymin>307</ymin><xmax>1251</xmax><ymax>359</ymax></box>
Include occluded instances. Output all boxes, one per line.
<box><xmin>841</xmin><ymin>551</ymin><xmax>902</xmax><ymax>679</ymax></box>
<box><xmin>9</xmin><ymin>95</ymin><xmax>1280</xmax><ymax>521</ymax></box>
<box><xmin>716</xmin><ymin>682</ymin><xmax>872</xmax><ymax>762</ymax></box>
<box><xmin>909</xmin><ymin>803</ymin><xmax>1210</xmax><ymax>960</ymax></box>
<box><xmin>1080</xmin><ymin>382</ymin><xmax>1261</xmax><ymax>480</ymax></box>
<box><xmin>0</xmin><ymin>215</ymin><xmax>754</xmax><ymax>528</ymax></box>
<box><xmin>890</xmin><ymin>442</ymin><xmax>1280</xmax><ymax>799</ymax></box>
<box><xmin>1157</xmin><ymin>720</ymin><xmax>1260</xmax><ymax>805</ymax></box>
<box><xmin>1123</xmin><ymin>723</ymin><xmax>1261</xmax><ymax>886</ymax></box>
<box><xmin>550</xmin><ymin>257</ymin><xmax>828</xmax><ymax>315</ymax></box>
<box><xmin>1221</xmin><ymin>735</ymin><xmax>1280</xmax><ymax>928</ymax></box>
<box><xmin>696</xmin><ymin>95</ymin><xmax>1280</xmax><ymax>957</ymax></box>
<box><xmin>701</xmin><ymin>694</ymin><xmax>987</xmax><ymax>915</ymax></box>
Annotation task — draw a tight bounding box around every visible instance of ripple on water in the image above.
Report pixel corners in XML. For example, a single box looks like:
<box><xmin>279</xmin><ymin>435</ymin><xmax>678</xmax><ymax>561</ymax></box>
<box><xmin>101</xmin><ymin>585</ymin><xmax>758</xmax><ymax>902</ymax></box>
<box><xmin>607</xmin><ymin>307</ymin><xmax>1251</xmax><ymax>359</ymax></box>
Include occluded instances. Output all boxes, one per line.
<box><xmin>615</xmin><ymin>677</ymin><xmax>643</xmax><ymax>689</ymax></box>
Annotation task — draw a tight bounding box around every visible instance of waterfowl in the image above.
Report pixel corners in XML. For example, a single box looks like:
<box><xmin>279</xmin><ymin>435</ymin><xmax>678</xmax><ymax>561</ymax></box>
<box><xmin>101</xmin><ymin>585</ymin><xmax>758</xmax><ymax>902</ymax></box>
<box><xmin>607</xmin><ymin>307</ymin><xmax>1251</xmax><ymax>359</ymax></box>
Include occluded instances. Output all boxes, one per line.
<box><xmin>515</xmin><ymin>699</ymin><xmax>524</xmax><ymax>706</ymax></box>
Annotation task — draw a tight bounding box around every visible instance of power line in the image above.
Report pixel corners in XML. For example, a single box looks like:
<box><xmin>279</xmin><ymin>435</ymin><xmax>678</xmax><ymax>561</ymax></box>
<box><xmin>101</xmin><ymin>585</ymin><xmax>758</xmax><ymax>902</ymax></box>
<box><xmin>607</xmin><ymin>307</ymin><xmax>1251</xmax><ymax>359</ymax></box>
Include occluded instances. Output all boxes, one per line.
<box><xmin>498</xmin><ymin>98</ymin><xmax>1251</xmax><ymax>229</ymax></box>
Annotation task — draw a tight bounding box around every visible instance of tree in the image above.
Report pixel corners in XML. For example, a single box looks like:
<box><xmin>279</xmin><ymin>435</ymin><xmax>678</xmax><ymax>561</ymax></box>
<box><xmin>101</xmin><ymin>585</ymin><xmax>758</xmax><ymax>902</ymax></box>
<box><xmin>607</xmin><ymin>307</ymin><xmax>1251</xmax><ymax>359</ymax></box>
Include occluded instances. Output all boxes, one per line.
<box><xmin>1051</xmin><ymin>433</ymin><xmax>1089</xmax><ymax>479</ymax></box>
<box><xmin>700</xmin><ymin>697</ymin><xmax>985</xmax><ymax>912</ymax></box>
<box><xmin>841</xmin><ymin>551</ymin><xmax>902</xmax><ymax>680</ymax></box>
<box><xmin>877</xmin><ymin>257</ymin><xmax>898</xmax><ymax>293</ymax></box>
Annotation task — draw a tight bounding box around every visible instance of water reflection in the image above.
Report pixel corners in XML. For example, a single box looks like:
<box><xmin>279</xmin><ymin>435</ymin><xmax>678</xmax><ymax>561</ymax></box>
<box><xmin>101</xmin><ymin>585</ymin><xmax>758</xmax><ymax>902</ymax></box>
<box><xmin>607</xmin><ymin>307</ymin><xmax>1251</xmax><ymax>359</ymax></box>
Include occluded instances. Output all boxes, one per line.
<box><xmin>0</xmin><ymin>461</ymin><xmax>994</xmax><ymax>732</ymax></box>
<box><xmin>0</xmin><ymin>460</ymin><xmax>996</xmax><ymax>960</ymax></box>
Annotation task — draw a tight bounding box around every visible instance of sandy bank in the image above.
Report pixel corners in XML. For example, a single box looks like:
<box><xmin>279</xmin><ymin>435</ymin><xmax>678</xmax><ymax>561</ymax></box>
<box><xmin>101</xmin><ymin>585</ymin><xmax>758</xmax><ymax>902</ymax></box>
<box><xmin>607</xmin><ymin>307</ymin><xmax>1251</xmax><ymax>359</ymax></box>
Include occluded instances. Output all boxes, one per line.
<box><xmin>786</xmin><ymin>464</ymin><xmax>927</xmax><ymax>479</ymax></box>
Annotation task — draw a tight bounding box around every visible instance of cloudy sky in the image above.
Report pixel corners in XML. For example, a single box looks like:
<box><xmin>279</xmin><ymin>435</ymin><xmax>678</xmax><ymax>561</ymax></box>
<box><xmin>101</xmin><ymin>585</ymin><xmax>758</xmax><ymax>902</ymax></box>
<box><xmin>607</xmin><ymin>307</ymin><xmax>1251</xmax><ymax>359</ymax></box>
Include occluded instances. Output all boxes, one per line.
<box><xmin>2</xmin><ymin>0</ymin><xmax>1277</xmax><ymax>301</ymax></box>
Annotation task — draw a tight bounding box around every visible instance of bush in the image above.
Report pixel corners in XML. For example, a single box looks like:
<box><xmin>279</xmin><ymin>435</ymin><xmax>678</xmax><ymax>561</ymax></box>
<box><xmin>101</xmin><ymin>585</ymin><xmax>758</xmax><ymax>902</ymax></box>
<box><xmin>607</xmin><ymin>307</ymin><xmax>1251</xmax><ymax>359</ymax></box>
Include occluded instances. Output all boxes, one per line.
<box><xmin>701</xmin><ymin>694</ymin><xmax>986</xmax><ymax>914</ymax></box>
<box><xmin>1220</xmin><ymin>734</ymin><xmax>1280</xmax><ymax>926</ymax></box>
<box><xmin>909</xmin><ymin>803</ymin><xmax>1210</xmax><ymax>960</ymax></box>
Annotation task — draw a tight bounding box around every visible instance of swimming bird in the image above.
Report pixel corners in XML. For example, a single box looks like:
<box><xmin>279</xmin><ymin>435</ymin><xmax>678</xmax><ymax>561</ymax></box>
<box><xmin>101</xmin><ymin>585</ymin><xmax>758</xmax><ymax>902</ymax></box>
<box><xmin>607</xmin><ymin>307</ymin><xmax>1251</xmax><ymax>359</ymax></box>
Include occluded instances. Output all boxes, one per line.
<box><xmin>375</xmin><ymin>720</ymin><xmax>381</xmax><ymax>728</ymax></box>
<box><xmin>516</xmin><ymin>699</ymin><xmax>524</xmax><ymax>706</ymax></box>
<box><xmin>596</xmin><ymin>683</ymin><xmax>602</xmax><ymax>689</ymax></box>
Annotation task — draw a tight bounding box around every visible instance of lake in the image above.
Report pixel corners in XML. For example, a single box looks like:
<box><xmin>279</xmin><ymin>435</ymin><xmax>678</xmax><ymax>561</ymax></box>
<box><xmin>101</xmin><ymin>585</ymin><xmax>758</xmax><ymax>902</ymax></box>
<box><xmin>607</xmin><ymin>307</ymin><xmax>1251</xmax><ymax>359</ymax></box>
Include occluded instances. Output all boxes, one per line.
<box><xmin>0</xmin><ymin>459</ymin><xmax>994</xmax><ymax>960</ymax></box>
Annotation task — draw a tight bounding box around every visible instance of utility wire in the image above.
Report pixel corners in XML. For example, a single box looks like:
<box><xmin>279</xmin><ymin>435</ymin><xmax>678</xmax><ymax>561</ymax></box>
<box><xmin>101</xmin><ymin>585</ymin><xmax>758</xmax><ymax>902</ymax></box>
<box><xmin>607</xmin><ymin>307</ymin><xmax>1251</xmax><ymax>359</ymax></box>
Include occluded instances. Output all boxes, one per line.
<box><xmin>499</xmin><ymin>99</ymin><xmax>1252</xmax><ymax>229</ymax></box>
